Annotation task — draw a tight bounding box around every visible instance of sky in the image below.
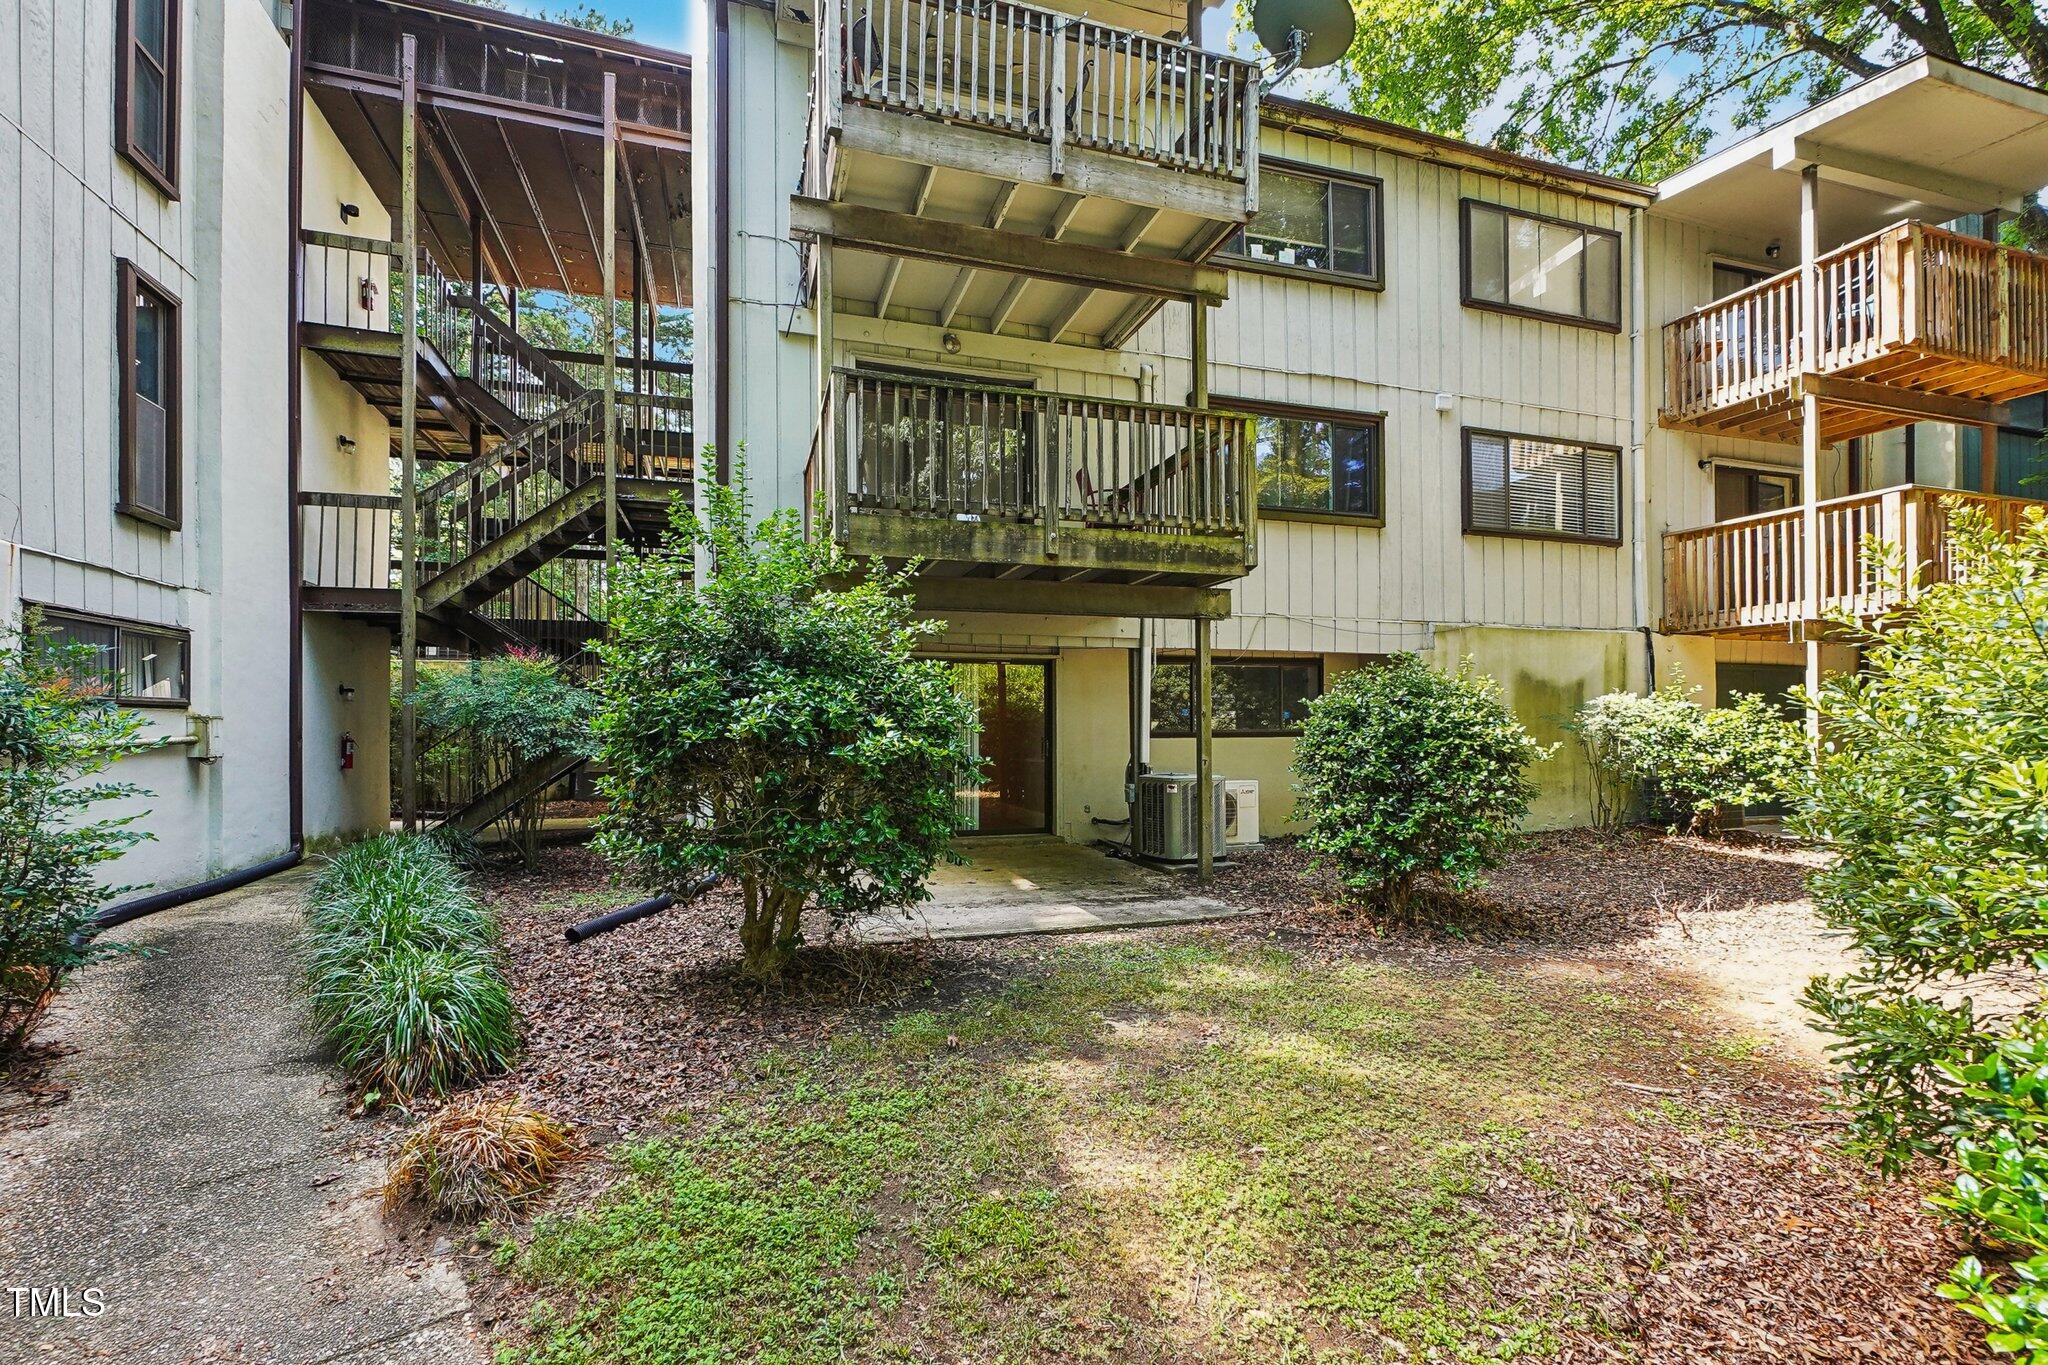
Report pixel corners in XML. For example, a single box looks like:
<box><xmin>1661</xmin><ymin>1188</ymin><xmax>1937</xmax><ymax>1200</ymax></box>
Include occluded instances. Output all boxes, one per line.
<box><xmin>494</xmin><ymin>0</ymin><xmax>695</xmax><ymax>53</ymax></box>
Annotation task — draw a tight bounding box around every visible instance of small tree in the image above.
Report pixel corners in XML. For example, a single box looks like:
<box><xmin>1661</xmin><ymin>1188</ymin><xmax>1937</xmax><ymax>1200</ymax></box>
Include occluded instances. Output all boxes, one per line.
<box><xmin>1574</xmin><ymin>682</ymin><xmax>1805</xmax><ymax>831</ymax></box>
<box><xmin>0</xmin><ymin>616</ymin><xmax>152</xmax><ymax>1050</ymax></box>
<box><xmin>593</xmin><ymin>466</ymin><xmax>977</xmax><ymax>978</ymax></box>
<box><xmin>411</xmin><ymin>649</ymin><xmax>596</xmax><ymax>865</ymax></box>
<box><xmin>1292</xmin><ymin>655</ymin><xmax>1548</xmax><ymax>922</ymax></box>
<box><xmin>1796</xmin><ymin>506</ymin><xmax>2048</xmax><ymax>1354</ymax></box>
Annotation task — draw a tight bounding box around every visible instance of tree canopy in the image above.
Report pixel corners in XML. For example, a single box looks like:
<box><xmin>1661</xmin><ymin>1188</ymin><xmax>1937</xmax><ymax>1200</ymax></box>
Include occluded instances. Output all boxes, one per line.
<box><xmin>1326</xmin><ymin>1</ymin><xmax>2048</xmax><ymax>186</ymax></box>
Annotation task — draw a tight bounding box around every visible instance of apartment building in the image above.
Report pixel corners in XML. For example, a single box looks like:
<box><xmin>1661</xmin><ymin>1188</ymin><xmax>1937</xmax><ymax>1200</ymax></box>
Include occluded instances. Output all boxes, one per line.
<box><xmin>709</xmin><ymin>0</ymin><xmax>2048</xmax><ymax>857</ymax></box>
<box><xmin>8</xmin><ymin>0</ymin><xmax>2047</xmax><ymax>905</ymax></box>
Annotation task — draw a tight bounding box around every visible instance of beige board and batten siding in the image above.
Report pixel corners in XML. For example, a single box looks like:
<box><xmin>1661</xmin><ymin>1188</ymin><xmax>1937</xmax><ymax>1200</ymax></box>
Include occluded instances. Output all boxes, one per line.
<box><xmin>1125</xmin><ymin>121</ymin><xmax>1642</xmax><ymax>653</ymax></box>
<box><xmin>0</xmin><ymin>0</ymin><xmax>296</xmax><ymax>889</ymax></box>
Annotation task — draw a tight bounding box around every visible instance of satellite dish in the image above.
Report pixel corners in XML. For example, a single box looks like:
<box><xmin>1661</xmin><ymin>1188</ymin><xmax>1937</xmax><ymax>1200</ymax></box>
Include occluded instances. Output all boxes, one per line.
<box><xmin>1251</xmin><ymin>0</ymin><xmax>1356</xmax><ymax>85</ymax></box>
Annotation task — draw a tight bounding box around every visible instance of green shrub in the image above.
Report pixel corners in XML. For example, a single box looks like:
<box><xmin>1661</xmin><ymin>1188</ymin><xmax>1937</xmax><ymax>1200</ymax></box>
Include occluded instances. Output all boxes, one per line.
<box><xmin>1935</xmin><ymin>1026</ymin><xmax>2048</xmax><ymax>1363</ymax></box>
<box><xmin>303</xmin><ymin>833</ymin><xmax>514</xmax><ymax>1100</ymax></box>
<box><xmin>411</xmin><ymin>650</ymin><xmax>597</xmax><ymax>865</ymax></box>
<box><xmin>1291</xmin><ymin>655</ymin><xmax>1548</xmax><ymax>922</ymax></box>
<box><xmin>594</xmin><ymin>463</ymin><xmax>978</xmax><ymax>978</ymax></box>
<box><xmin>0</xmin><ymin>615</ymin><xmax>154</xmax><ymax>1051</ymax></box>
<box><xmin>1794</xmin><ymin>505</ymin><xmax>2048</xmax><ymax>1356</ymax></box>
<box><xmin>1573</xmin><ymin>682</ymin><xmax>1805</xmax><ymax>830</ymax></box>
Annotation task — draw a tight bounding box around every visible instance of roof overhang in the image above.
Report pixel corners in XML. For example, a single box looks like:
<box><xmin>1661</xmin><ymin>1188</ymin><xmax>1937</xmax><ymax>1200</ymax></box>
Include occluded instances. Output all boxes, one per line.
<box><xmin>1654</xmin><ymin>57</ymin><xmax>2048</xmax><ymax>244</ymax></box>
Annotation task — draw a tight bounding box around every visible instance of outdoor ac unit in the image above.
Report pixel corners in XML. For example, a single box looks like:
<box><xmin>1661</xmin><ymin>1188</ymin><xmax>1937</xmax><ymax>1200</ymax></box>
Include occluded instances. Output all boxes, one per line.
<box><xmin>1134</xmin><ymin>772</ymin><xmax>1226</xmax><ymax>862</ymax></box>
<box><xmin>1223</xmin><ymin>780</ymin><xmax>1260</xmax><ymax>846</ymax></box>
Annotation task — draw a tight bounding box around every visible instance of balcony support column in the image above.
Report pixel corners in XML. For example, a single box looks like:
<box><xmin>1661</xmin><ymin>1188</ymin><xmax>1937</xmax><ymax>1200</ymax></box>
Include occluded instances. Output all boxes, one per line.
<box><xmin>1799</xmin><ymin>162</ymin><xmax>1823</xmax><ymax>743</ymax></box>
<box><xmin>398</xmin><ymin>34</ymin><xmax>421</xmax><ymax>832</ymax></box>
<box><xmin>602</xmin><ymin>72</ymin><xmax>620</xmax><ymax>572</ymax></box>
<box><xmin>1194</xmin><ymin>615</ymin><xmax>1214</xmax><ymax>884</ymax></box>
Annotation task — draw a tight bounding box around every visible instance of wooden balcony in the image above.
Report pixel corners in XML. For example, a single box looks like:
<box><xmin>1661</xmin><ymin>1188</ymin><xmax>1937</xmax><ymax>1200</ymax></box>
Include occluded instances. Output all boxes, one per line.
<box><xmin>1661</xmin><ymin>223</ymin><xmax>2048</xmax><ymax>444</ymax></box>
<box><xmin>1661</xmin><ymin>484</ymin><xmax>2042</xmax><ymax>635</ymax></box>
<box><xmin>803</xmin><ymin>0</ymin><xmax>1259</xmax><ymax>347</ymax></box>
<box><xmin>807</xmin><ymin>369</ymin><xmax>1255</xmax><ymax>614</ymax></box>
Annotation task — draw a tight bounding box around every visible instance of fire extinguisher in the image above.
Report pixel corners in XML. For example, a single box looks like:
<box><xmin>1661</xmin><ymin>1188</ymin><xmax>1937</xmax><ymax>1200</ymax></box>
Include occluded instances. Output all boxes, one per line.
<box><xmin>359</xmin><ymin>276</ymin><xmax>380</xmax><ymax>316</ymax></box>
<box><xmin>340</xmin><ymin>732</ymin><xmax>356</xmax><ymax>772</ymax></box>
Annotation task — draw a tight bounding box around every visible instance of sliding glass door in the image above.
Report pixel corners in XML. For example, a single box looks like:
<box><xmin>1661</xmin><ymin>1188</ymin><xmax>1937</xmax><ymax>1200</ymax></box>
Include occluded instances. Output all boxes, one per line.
<box><xmin>947</xmin><ymin>661</ymin><xmax>1050</xmax><ymax>835</ymax></box>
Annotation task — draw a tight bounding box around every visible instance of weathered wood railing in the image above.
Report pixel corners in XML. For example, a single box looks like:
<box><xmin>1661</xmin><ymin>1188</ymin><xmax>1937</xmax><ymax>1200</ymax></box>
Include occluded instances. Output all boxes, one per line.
<box><xmin>1663</xmin><ymin>223</ymin><xmax>2048</xmax><ymax>424</ymax></box>
<box><xmin>821</xmin><ymin>0</ymin><xmax>1259</xmax><ymax>184</ymax></box>
<box><xmin>1662</xmin><ymin>484</ymin><xmax>2043</xmax><ymax>633</ymax></box>
<box><xmin>300</xmin><ymin>491</ymin><xmax>399</xmax><ymax>592</ymax></box>
<box><xmin>824</xmin><ymin>368</ymin><xmax>1253</xmax><ymax>556</ymax></box>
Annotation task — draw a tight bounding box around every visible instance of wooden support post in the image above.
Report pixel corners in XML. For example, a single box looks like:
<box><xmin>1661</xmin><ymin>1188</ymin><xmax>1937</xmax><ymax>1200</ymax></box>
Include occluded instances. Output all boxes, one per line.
<box><xmin>398</xmin><ymin>35</ymin><xmax>420</xmax><ymax>832</ymax></box>
<box><xmin>817</xmin><ymin>236</ymin><xmax>834</xmax><ymax>519</ymax></box>
<box><xmin>1799</xmin><ymin>163</ymin><xmax>1823</xmax><ymax>744</ymax></box>
<box><xmin>1193</xmin><ymin>616</ymin><xmax>1213</xmax><ymax>884</ymax></box>
<box><xmin>1190</xmin><ymin>296</ymin><xmax>1209</xmax><ymax>408</ymax></box>
<box><xmin>1127</xmin><ymin>623</ymin><xmax>1147</xmax><ymax>854</ymax></box>
<box><xmin>602</xmin><ymin>73</ymin><xmax>620</xmax><ymax>567</ymax></box>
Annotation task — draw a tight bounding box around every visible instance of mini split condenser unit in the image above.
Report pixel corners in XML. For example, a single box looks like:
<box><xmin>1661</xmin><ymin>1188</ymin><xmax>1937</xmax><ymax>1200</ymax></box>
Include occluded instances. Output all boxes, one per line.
<box><xmin>1223</xmin><ymin>780</ymin><xmax>1260</xmax><ymax>846</ymax></box>
<box><xmin>1134</xmin><ymin>773</ymin><xmax>1227</xmax><ymax>861</ymax></box>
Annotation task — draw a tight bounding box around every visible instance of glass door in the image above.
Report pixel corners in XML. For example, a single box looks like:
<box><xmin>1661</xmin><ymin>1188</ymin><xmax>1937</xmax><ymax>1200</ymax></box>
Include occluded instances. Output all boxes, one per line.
<box><xmin>948</xmin><ymin>661</ymin><xmax>1050</xmax><ymax>835</ymax></box>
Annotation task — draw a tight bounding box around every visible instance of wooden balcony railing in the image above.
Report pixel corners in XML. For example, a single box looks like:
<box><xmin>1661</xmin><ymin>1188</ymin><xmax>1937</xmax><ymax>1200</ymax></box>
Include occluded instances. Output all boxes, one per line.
<box><xmin>1663</xmin><ymin>223</ymin><xmax>2048</xmax><ymax>431</ymax></box>
<box><xmin>817</xmin><ymin>0</ymin><xmax>1260</xmax><ymax>186</ymax></box>
<box><xmin>1662</xmin><ymin>484</ymin><xmax>2043</xmax><ymax>634</ymax></box>
<box><xmin>300</xmin><ymin>491</ymin><xmax>399</xmax><ymax>593</ymax></box>
<box><xmin>811</xmin><ymin>368</ymin><xmax>1255</xmax><ymax>580</ymax></box>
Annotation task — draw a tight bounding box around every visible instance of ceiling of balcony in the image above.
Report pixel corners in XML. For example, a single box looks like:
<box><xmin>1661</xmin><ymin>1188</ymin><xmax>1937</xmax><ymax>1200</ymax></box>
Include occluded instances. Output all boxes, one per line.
<box><xmin>826</xmin><ymin>150</ymin><xmax>1231</xmax><ymax>347</ymax></box>
<box><xmin>1655</xmin><ymin>56</ymin><xmax>2048</xmax><ymax>248</ymax></box>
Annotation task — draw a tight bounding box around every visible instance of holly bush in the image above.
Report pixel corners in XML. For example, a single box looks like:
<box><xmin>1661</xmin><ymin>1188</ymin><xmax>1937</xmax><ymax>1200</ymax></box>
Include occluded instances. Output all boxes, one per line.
<box><xmin>1795</xmin><ymin>505</ymin><xmax>2048</xmax><ymax>1358</ymax></box>
<box><xmin>1292</xmin><ymin>655</ymin><xmax>1547</xmax><ymax>923</ymax></box>
<box><xmin>592</xmin><ymin>463</ymin><xmax>977</xmax><ymax>977</ymax></box>
<box><xmin>1574</xmin><ymin>682</ymin><xmax>1805</xmax><ymax>831</ymax></box>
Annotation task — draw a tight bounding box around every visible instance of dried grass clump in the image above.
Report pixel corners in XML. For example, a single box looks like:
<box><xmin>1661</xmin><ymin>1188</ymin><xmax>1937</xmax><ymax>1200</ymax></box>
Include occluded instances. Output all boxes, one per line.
<box><xmin>383</xmin><ymin>1095</ymin><xmax>578</xmax><ymax>1221</ymax></box>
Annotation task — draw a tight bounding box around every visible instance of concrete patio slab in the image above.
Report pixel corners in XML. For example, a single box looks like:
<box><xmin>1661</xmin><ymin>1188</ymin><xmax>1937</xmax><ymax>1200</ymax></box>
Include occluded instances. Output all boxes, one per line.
<box><xmin>856</xmin><ymin>836</ymin><xmax>1255</xmax><ymax>942</ymax></box>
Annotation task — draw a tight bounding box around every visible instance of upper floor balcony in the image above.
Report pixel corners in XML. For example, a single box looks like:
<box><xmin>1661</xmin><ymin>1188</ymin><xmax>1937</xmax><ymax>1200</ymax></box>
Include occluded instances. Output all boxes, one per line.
<box><xmin>1661</xmin><ymin>222</ymin><xmax>2048</xmax><ymax>445</ymax></box>
<box><xmin>801</xmin><ymin>0</ymin><xmax>1260</xmax><ymax>348</ymax></box>
<box><xmin>805</xmin><ymin>368</ymin><xmax>1255</xmax><ymax>616</ymax></box>
<box><xmin>1661</xmin><ymin>483</ymin><xmax>2041</xmax><ymax>635</ymax></box>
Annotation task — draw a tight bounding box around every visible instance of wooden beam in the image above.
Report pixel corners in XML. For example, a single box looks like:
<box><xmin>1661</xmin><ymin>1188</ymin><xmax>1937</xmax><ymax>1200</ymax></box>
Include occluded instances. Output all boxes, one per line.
<box><xmin>1048</xmin><ymin>206</ymin><xmax>1156</xmax><ymax>344</ymax></box>
<box><xmin>1797</xmin><ymin>372</ymin><xmax>2013</xmax><ymax>426</ymax></box>
<box><xmin>1194</xmin><ymin>615</ymin><xmax>1214</xmax><ymax>883</ymax></box>
<box><xmin>790</xmin><ymin>198</ymin><xmax>1229</xmax><ymax>303</ymax></box>
<box><xmin>872</xmin><ymin>165</ymin><xmax>936</xmax><ymax>322</ymax></box>
<box><xmin>602</xmin><ymin>74</ymin><xmax>619</xmax><ymax>573</ymax></box>
<box><xmin>834</xmin><ymin>102</ymin><xmax>1249</xmax><ymax>224</ymax></box>
<box><xmin>939</xmin><ymin>183</ymin><xmax>1019</xmax><ymax>329</ymax></box>
<box><xmin>1774</xmin><ymin>137</ymin><xmax>2025</xmax><ymax>216</ymax></box>
<box><xmin>906</xmin><ymin>577</ymin><xmax>1232</xmax><ymax>620</ymax></box>
<box><xmin>398</xmin><ymin>35</ymin><xmax>421</xmax><ymax>833</ymax></box>
<box><xmin>988</xmin><ymin>193</ymin><xmax>1084</xmax><ymax>335</ymax></box>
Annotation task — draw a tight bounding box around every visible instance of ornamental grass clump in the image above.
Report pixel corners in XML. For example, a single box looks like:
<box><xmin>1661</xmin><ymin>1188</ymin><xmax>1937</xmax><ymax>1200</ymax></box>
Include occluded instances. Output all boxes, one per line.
<box><xmin>384</xmin><ymin>1094</ymin><xmax>578</xmax><ymax>1221</ymax></box>
<box><xmin>303</xmin><ymin>833</ymin><xmax>515</xmax><ymax>1101</ymax></box>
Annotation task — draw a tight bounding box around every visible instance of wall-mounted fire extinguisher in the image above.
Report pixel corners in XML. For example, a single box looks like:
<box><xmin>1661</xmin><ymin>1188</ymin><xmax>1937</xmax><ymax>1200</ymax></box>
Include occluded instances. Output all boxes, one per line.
<box><xmin>340</xmin><ymin>732</ymin><xmax>356</xmax><ymax>772</ymax></box>
<box><xmin>359</xmin><ymin>276</ymin><xmax>380</xmax><ymax>317</ymax></box>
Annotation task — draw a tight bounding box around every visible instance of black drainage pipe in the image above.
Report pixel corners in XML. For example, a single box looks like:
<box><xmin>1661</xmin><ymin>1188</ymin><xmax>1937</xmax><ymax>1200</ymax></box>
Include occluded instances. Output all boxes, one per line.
<box><xmin>93</xmin><ymin>848</ymin><xmax>304</xmax><ymax>933</ymax></box>
<box><xmin>564</xmin><ymin>874</ymin><xmax>720</xmax><ymax>944</ymax></box>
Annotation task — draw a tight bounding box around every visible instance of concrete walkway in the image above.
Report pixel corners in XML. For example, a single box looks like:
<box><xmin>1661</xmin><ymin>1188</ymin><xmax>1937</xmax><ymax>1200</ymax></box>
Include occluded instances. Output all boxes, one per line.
<box><xmin>0</xmin><ymin>871</ymin><xmax>483</xmax><ymax>1364</ymax></box>
<box><xmin>858</xmin><ymin>836</ymin><xmax>1252</xmax><ymax>941</ymax></box>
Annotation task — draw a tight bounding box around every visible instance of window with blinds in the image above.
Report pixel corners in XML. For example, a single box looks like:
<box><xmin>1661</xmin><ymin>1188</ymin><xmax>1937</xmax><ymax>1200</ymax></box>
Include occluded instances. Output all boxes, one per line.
<box><xmin>1464</xmin><ymin>429</ymin><xmax>1622</xmax><ymax>544</ymax></box>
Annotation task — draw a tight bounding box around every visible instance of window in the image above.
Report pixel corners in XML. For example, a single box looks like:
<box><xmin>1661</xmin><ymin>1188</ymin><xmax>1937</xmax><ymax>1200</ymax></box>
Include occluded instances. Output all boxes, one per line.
<box><xmin>117</xmin><ymin>0</ymin><xmax>180</xmax><ymax>196</ymax></box>
<box><xmin>1711</xmin><ymin>261</ymin><xmax>1773</xmax><ymax>299</ymax></box>
<box><xmin>1464</xmin><ymin>429</ymin><xmax>1621</xmax><ymax>544</ymax></box>
<box><xmin>1462</xmin><ymin>201</ymin><xmax>1621</xmax><ymax>329</ymax></box>
<box><xmin>1151</xmin><ymin>657</ymin><xmax>1322</xmax><ymax>738</ymax></box>
<box><xmin>1240</xmin><ymin>403</ymin><xmax>1383</xmax><ymax>521</ymax></box>
<box><xmin>118</xmin><ymin>260</ymin><xmax>180</xmax><ymax>528</ymax></box>
<box><xmin>1226</xmin><ymin>167</ymin><xmax>1380</xmax><ymax>283</ymax></box>
<box><xmin>38</xmin><ymin>608</ymin><xmax>190</xmax><ymax>706</ymax></box>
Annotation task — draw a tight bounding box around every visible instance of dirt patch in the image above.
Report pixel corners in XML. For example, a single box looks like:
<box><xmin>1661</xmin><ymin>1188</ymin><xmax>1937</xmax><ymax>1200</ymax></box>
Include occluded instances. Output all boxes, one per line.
<box><xmin>464</xmin><ymin>847</ymin><xmax>1022</xmax><ymax>1137</ymax></box>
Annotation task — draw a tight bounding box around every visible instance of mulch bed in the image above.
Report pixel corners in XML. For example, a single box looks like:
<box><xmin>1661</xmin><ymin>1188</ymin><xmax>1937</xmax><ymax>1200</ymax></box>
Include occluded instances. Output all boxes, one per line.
<box><xmin>464</xmin><ymin>847</ymin><xmax>1013</xmax><ymax>1137</ymax></box>
<box><xmin>1213</xmin><ymin>826</ymin><xmax>1820</xmax><ymax>947</ymax></box>
<box><xmin>1500</xmin><ymin>1080</ymin><xmax>1994</xmax><ymax>1364</ymax></box>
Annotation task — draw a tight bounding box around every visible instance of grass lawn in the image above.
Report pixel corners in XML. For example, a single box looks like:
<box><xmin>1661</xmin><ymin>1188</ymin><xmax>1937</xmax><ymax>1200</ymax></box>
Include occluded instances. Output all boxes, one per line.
<box><xmin>494</xmin><ymin>933</ymin><xmax>1752</xmax><ymax>1363</ymax></box>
